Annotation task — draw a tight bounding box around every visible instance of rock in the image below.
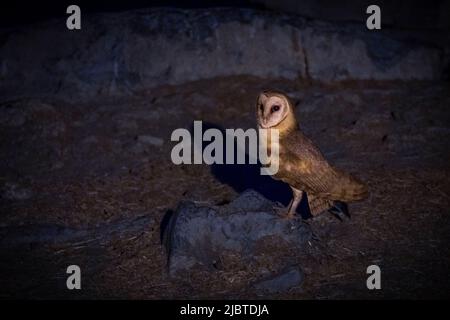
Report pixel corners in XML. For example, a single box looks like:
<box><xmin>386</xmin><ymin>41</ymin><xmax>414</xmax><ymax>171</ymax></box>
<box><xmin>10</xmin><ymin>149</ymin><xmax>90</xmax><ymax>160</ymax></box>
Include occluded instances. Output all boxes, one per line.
<box><xmin>0</xmin><ymin>8</ymin><xmax>445</xmax><ymax>102</ymax></box>
<box><xmin>164</xmin><ymin>189</ymin><xmax>312</xmax><ymax>276</ymax></box>
<box><xmin>254</xmin><ymin>266</ymin><xmax>304</xmax><ymax>293</ymax></box>
<box><xmin>0</xmin><ymin>215</ymin><xmax>155</xmax><ymax>247</ymax></box>
<box><xmin>1</xmin><ymin>183</ymin><xmax>33</xmax><ymax>201</ymax></box>
<box><xmin>128</xmin><ymin>135</ymin><xmax>164</xmax><ymax>154</ymax></box>
<box><xmin>137</xmin><ymin>135</ymin><xmax>164</xmax><ymax>147</ymax></box>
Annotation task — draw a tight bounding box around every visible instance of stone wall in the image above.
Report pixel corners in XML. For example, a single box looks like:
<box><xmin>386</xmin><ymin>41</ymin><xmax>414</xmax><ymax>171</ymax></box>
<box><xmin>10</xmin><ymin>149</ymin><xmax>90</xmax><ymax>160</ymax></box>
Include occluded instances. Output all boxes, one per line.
<box><xmin>0</xmin><ymin>8</ymin><xmax>445</xmax><ymax>101</ymax></box>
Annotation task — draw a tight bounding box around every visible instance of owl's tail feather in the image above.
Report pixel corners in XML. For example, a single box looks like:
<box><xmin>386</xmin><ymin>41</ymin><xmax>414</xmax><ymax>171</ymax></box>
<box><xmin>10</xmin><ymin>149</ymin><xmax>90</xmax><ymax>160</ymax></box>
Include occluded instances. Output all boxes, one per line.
<box><xmin>331</xmin><ymin>171</ymin><xmax>369</xmax><ymax>202</ymax></box>
<box><xmin>307</xmin><ymin>194</ymin><xmax>350</xmax><ymax>219</ymax></box>
<box><xmin>308</xmin><ymin>195</ymin><xmax>350</xmax><ymax>221</ymax></box>
<box><xmin>307</xmin><ymin>194</ymin><xmax>333</xmax><ymax>216</ymax></box>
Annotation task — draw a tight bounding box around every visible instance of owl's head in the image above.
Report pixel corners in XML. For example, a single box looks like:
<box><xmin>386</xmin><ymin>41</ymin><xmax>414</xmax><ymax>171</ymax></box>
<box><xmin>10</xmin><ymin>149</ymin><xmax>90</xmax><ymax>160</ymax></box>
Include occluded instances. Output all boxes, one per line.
<box><xmin>256</xmin><ymin>90</ymin><xmax>296</xmax><ymax>130</ymax></box>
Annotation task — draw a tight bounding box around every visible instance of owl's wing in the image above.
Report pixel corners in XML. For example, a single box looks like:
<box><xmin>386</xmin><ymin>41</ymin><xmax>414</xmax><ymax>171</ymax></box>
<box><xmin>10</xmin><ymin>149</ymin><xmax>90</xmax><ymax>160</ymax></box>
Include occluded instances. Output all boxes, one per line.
<box><xmin>282</xmin><ymin>132</ymin><xmax>368</xmax><ymax>201</ymax></box>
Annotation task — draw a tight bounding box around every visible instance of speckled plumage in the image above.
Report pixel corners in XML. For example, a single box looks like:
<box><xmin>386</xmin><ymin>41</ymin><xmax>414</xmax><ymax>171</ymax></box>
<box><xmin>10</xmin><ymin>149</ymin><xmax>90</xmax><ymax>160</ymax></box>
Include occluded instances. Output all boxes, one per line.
<box><xmin>257</xmin><ymin>90</ymin><xmax>368</xmax><ymax>218</ymax></box>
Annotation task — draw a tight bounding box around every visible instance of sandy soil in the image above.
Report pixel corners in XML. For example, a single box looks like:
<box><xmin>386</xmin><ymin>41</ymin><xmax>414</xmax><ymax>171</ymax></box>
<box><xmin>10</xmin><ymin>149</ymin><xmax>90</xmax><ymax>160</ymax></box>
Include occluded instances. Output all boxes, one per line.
<box><xmin>0</xmin><ymin>76</ymin><xmax>449</xmax><ymax>299</ymax></box>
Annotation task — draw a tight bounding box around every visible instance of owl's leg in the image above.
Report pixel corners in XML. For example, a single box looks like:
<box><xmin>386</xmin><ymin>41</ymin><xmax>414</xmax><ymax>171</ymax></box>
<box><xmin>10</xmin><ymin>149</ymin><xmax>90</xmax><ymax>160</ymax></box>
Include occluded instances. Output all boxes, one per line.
<box><xmin>277</xmin><ymin>187</ymin><xmax>303</xmax><ymax>219</ymax></box>
<box><xmin>287</xmin><ymin>188</ymin><xmax>303</xmax><ymax>219</ymax></box>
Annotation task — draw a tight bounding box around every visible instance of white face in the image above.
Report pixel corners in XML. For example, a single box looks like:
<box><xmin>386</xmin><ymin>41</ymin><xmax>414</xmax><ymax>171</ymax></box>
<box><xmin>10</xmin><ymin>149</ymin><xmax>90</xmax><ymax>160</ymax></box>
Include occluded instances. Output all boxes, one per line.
<box><xmin>257</xmin><ymin>94</ymin><xmax>289</xmax><ymax>128</ymax></box>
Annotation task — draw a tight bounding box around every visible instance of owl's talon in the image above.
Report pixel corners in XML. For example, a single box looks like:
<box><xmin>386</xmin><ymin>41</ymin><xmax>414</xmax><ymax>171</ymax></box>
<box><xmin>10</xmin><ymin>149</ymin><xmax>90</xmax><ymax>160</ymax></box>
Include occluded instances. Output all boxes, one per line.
<box><xmin>273</xmin><ymin>207</ymin><xmax>296</xmax><ymax>219</ymax></box>
<box><xmin>328</xmin><ymin>201</ymin><xmax>350</xmax><ymax>221</ymax></box>
<box><xmin>280</xmin><ymin>213</ymin><xmax>296</xmax><ymax>220</ymax></box>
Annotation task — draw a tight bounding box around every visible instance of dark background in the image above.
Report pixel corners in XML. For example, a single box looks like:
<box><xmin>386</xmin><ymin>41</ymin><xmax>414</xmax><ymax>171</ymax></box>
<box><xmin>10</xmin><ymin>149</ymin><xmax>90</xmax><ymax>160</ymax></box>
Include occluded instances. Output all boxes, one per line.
<box><xmin>1</xmin><ymin>0</ymin><xmax>450</xmax><ymax>30</ymax></box>
<box><xmin>0</xmin><ymin>0</ymin><xmax>449</xmax><ymax>300</ymax></box>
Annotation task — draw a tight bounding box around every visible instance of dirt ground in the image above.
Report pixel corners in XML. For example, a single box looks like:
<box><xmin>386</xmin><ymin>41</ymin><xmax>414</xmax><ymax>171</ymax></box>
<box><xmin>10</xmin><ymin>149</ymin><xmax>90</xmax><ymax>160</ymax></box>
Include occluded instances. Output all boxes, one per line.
<box><xmin>0</xmin><ymin>76</ymin><xmax>449</xmax><ymax>299</ymax></box>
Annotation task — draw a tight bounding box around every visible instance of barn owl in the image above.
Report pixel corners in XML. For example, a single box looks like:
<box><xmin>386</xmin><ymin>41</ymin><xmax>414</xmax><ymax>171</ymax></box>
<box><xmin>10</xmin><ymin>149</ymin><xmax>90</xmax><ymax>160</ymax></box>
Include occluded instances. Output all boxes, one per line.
<box><xmin>257</xmin><ymin>90</ymin><xmax>368</xmax><ymax>219</ymax></box>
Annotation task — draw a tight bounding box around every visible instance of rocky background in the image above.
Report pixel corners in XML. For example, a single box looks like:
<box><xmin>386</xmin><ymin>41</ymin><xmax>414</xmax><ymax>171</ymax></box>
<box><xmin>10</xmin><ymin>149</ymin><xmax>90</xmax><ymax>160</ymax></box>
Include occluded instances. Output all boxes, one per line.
<box><xmin>0</xmin><ymin>5</ymin><xmax>448</xmax><ymax>101</ymax></box>
<box><xmin>0</xmin><ymin>1</ymin><xmax>449</xmax><ymax>299</ymax></box>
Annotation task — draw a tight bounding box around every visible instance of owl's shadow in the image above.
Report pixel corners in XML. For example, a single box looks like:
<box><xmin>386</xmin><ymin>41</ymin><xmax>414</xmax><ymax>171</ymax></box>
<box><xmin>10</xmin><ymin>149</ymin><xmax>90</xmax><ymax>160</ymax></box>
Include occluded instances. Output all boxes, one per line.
<box><xmin>202</xmin><ymin>122</ymin><xmax>312</xmax><ymax>219</ymax></box>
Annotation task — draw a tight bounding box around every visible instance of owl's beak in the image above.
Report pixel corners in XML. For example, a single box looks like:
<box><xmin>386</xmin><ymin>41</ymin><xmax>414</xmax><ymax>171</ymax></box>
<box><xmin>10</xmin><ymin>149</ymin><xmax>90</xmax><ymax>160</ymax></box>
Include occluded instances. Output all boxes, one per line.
<box><xmin>260</xmin><ymin>118</ymin><xmax>269</xmax><ymax>128</ymax></box>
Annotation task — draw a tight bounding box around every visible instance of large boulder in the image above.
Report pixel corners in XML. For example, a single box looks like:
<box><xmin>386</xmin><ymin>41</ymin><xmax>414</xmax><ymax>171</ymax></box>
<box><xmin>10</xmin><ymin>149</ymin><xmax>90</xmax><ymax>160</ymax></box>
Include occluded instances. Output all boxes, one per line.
<box><xmin>0</xmin><ymin>8</ymin><xmax>444</xmax><ymax>101</ymax></box>
<box><xmin>163</xmin><ymin>189</ymin><xmax>312</xmax><ymax>276</ymax></box>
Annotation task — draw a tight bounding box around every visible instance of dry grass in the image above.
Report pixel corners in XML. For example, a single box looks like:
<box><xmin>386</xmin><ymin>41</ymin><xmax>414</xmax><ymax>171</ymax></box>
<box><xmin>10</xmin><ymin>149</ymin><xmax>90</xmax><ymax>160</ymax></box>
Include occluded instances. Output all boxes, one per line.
<box><xmin>0</xmin><ymin>76</ymin><xmax>449</xmax><ymax>299</ymax></box>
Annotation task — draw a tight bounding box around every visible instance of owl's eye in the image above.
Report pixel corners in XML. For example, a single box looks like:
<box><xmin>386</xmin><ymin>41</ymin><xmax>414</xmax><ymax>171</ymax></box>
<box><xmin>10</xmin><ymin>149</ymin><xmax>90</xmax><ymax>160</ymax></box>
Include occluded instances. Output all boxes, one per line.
<box><xmin>259</xmin><ymin>104</ymin><xmax>264</xmax><ymax>111</ymax></box>
<box><xmin>271</xmin><ymin>105</ymin><xmax>280</xmax><ymax>113</ymax></box>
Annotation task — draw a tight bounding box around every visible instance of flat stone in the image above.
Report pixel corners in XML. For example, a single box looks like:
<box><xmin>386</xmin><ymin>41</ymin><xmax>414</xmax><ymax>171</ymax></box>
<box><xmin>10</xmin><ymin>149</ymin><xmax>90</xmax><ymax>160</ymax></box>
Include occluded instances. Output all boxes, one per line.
<box><xmin>137</xmin><ymin>135</ymin><xmax>164</xmax><ymax>147</ymax></box>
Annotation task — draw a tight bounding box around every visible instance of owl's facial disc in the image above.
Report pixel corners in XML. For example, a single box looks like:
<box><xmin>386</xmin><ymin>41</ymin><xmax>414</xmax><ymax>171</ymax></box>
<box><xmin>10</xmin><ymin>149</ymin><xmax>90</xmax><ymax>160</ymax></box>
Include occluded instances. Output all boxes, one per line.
<box><xmin>257</xmin><ymin>95</ymin><xmax>289</xmax><ymax>128</ymax></box>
